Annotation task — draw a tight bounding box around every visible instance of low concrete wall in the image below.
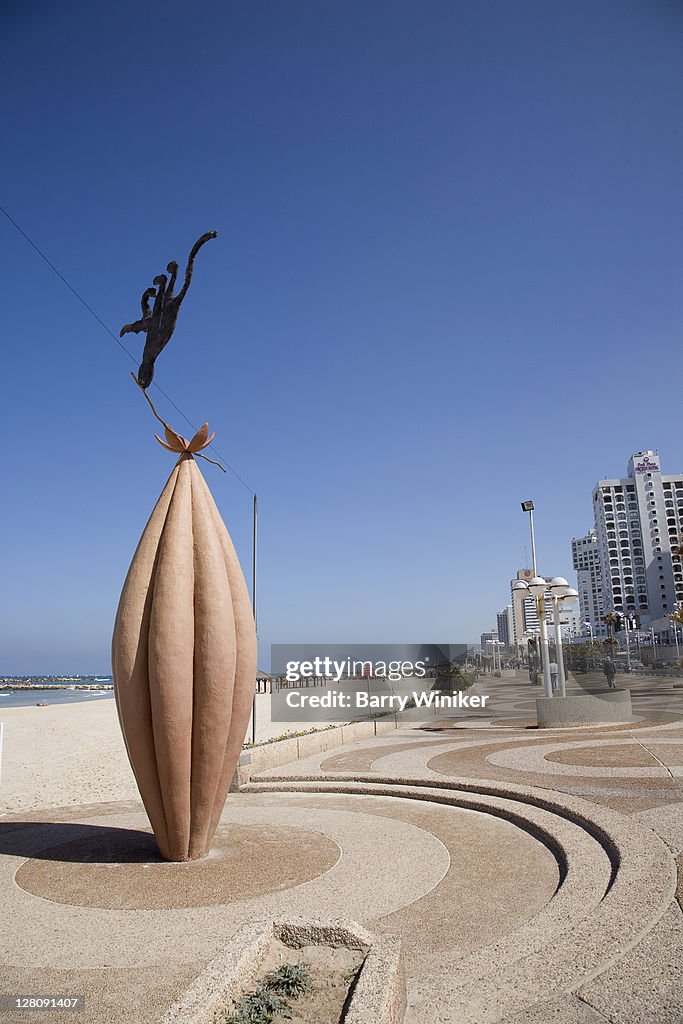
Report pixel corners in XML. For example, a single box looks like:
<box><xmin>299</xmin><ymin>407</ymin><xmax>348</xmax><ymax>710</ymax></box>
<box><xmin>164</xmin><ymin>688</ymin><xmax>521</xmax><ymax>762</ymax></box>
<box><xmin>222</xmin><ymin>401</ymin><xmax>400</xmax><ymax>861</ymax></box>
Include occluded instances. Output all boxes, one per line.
<box><xmin>234</xmin><ymin>717</ymin><xmax>399</xmax><ymax>787</ymax></box>
<box><xmin>341</xmin><ymin>721</ymin><xmax>375</xmax><ymax>745</ymax></box>
<box><xmin>161</xmin><ymin>919</ymin><xmax>405</xmax><ymax>1024</ymax></box>
<box><xmin>374</xmin><ymin>717</ymin><xmax>398</xmax><ymax>735</ymax></box>
<box><xmin>536</xmin><ymin>688</ymin><xmax>633</xmax><ymax>728</ymax></box>
<box><xmin>249</xmin><ymin>736</ymin><xmax>301</xmax><ymax>774</ymax></box>
<box><xmin>344</xmin><ymin>935</ymin><xmax>405</xmax><ymax>1024</ymax></box>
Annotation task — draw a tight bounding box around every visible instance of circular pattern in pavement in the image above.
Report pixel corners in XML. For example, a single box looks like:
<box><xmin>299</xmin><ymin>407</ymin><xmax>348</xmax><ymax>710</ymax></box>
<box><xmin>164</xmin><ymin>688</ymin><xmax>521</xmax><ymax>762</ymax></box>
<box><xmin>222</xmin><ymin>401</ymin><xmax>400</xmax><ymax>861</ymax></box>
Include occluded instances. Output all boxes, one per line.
<box><xmin>484</xmin><ymin>739</ymin><xmax>673</xmax><ymax>778</ymax></box>
<box><xmin>14</xmin><ymin>822</ymin><xmax>340</xmax><ymax>909</ymax></box>
<box><xmin>545</xmin><ymin>744</ymin><xmax>660</xmax><ymax>768</ymax></box>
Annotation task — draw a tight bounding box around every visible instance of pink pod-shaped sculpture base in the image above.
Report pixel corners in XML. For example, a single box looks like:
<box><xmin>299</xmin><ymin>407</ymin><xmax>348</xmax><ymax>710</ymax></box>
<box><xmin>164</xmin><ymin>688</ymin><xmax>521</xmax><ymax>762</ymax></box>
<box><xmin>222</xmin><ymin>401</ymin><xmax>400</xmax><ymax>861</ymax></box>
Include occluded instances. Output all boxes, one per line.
<box><xmin>112</xmin><ymin>452</ymin><xmax>257</xmax><ymax>861</ymax></box>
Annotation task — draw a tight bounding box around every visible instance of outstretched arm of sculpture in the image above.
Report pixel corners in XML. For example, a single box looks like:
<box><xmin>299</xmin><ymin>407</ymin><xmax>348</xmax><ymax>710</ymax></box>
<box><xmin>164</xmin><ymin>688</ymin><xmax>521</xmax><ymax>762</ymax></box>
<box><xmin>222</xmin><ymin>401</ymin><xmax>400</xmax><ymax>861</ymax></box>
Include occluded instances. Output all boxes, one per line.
<box><xmin>165</xmin><ymin>261</ymin><xmax>179</xmax><ymax>297</ymax></box>
<box><xmin>151</xmin><ymin>274</ymin><xmax>168</xmax><ymax>317</ymax></box>
<box><xmin>175</xmin><ymin>231</ymin><xmax>217</xmax><ymax>306</ymax></box>
<box><xmin>120</xmin><ymin>287</ymin><xmax>157</xmax><ymax>336</ymax></box>
<box><xmin>141</xmin><ymin>286</ymin><xmax>156</xmax><ymax>318</ymax></box>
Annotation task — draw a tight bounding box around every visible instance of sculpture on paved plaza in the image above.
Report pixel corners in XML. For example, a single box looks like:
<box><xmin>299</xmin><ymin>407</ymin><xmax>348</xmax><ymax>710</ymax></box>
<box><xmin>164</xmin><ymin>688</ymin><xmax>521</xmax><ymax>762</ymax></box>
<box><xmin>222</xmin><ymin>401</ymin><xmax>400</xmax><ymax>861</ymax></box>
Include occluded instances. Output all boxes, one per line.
<box><xmin>112</xmin><ymin>231</ymin><xmax>257</xmax><ymax>861</ymax></box>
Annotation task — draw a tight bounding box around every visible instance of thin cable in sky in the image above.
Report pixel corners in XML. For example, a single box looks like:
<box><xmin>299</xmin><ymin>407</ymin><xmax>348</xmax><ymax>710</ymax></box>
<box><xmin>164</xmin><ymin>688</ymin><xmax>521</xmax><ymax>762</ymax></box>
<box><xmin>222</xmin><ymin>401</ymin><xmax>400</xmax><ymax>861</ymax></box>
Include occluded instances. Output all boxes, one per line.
<box><xmin>0</xmin><ymin>202</ymin><xmax>256</xmax><ymax>495</ymax></box>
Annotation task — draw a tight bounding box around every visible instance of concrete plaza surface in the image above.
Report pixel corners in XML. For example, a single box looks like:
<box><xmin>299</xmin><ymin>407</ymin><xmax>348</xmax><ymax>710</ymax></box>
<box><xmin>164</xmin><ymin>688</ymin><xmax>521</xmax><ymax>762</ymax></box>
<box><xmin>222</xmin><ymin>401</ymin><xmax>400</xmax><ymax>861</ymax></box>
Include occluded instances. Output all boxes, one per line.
<box><xmin>0</xmin><ymin>672</ymin><xmax>681</xmax><ymax>1023</ymax></box>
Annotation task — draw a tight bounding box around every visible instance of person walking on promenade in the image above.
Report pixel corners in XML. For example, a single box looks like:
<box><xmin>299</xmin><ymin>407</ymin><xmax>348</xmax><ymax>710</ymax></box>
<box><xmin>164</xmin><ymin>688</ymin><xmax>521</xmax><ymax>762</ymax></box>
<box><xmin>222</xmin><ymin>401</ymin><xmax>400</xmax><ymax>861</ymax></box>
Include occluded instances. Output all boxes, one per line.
<box><xmin>602</xmin><ymin>657</ymin><xmax>617</xmax><ymax>689</ymax></box>
<box><xmin>549</xmin><ymin>660</ymin><xmax>559</xmax><ymax>693</ymax></box>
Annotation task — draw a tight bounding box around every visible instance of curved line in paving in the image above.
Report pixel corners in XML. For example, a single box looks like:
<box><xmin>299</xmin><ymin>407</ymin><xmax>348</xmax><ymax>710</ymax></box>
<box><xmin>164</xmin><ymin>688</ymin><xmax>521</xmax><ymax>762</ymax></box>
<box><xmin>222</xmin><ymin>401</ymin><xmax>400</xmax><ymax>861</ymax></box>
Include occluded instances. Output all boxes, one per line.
<box><xmin>319</xmin><ymin>738</ymin><xmax>449</xmax><ymax>773</ymax></box>
<box><xmin>317</xmin><ymin>738</ymin><xmax>500</xmax><ymax>779</ymax></box>
<box><xmin>245</xmin><ymin>774</ymin><xmax>675</xmax><ymax>1020</ymax></box>
<box><xmin>257</xmin><ymin>790</ymin><xmax>561</xmax><ymax>957</ymax></box>
<box><xmin>0</xmin><ymin>804</ymin><xmax>450</xmax><ymax>968</ymax></box>
<box><xmin>256</xmin><ymin>732</ymin><xmax>438</xmax><ymax>778</ymax></box>
<box><xmin>246</xmin><ymin>777</ymin><xmax>611</xmax><ymax>988</ymax></box>
<box><xmin>319</xmin><ymin>739</ymin><xmax>493</xmax><ymax>779</ymax></box>
<box><xmin>486</xmin><ymin>741</ymin><xmax>671</xmax><ymax>778</ymax></box>
<box><xmin>426</xmin><ymin>717</ymin><xmax>647</xmax><ymax>732</ymax></box>
<box><xmin>421</xmin><ymin>710</ymin><xmax>683</xmax><ymax>734</ymax></box>
<box><xmin>12</xmin><ymin>822</ymin><xmax>343</xmax><ymax>909</ymax></box>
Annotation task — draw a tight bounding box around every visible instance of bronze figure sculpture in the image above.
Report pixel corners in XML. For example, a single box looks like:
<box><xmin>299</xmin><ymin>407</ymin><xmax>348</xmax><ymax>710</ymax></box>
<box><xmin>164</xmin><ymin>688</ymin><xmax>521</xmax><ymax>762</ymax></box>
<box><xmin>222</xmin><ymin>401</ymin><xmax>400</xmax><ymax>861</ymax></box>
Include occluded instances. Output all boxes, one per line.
<box><xmin>120</xmin><ymin>230</ymin><xmax>217</xmax><ymax>388</ymax></box>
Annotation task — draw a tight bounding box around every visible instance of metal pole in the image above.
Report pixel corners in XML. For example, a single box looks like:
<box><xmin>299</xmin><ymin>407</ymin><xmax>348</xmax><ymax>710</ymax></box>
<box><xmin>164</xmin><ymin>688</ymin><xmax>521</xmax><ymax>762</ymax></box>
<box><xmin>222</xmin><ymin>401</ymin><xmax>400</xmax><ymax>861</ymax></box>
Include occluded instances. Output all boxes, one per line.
<box><xmin>528</xmin><ymin>509</ymin><xmax>538</xmax><ymax>576</ymax></box>
<box><xmin>553</xmin><ymin>599</ymin><xmax>566</xmax><ymax>697</ymax></box>
<box><xmin>538</xmin><ymin>595</ymin><xmax>552</xmax><ymax>697</ymax></box>
<box><xmin>624</xmin><ymin>616</ymin><xmax>631</xmax><ymax>672</ymax></box>
<box><xmin>674</xmin><ymin>626</ymin><xmax>680</xmax><ymax>661</ymax></box>
<box><xmin>251</xmin><ymin>494</ymin><xmax>258</xmax><ymax>746</ymax></box>
<box><xmin>252</xmin><ymin>494</ymin><xmax>258</xmax><ymax>633</ymax></box>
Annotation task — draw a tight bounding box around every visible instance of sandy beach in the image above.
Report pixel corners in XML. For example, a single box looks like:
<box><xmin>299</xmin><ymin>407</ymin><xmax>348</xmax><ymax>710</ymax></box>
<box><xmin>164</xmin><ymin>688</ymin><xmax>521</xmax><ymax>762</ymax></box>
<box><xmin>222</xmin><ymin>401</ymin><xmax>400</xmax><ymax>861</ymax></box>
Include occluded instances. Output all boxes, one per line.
<box><xmin>0</xmin><ymin>694</ymin><xmax>332</xmax><ymax>814</ymax></box>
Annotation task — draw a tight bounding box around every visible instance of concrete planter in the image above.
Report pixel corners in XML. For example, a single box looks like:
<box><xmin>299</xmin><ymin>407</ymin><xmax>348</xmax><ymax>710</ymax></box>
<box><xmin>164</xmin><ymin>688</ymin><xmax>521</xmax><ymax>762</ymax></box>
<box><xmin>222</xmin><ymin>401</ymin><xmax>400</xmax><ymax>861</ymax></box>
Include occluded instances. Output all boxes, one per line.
<box><xmin>161</xmin><ymin>919</ymin><xmax>405</xmax><ymax>1024</ymax></box>
<box><xmin>536</xmin><ymin>689</ymin><xmax>633</xmax><ymax>728</ymax></box>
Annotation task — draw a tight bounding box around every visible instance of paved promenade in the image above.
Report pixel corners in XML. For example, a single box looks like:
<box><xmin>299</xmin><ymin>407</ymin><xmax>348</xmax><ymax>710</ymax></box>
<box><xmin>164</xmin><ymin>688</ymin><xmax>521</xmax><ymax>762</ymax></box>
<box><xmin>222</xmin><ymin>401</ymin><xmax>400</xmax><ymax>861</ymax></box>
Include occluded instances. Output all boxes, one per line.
<box><xmin>1</xmin><ymin>672</ymin><xmax>681</xmax><ymax>1023</ymax></box>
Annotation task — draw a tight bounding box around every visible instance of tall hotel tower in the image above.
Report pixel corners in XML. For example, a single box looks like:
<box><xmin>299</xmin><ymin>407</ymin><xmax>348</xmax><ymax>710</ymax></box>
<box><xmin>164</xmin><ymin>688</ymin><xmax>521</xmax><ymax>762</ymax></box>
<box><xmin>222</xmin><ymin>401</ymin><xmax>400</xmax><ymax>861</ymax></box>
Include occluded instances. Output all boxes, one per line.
<box><xmin>571</xmin><ymin>529</ymin><xmax>605</xmax><ymax>637</ymax></box>
<box><xmin>592</xmin><ymin>451</ymin><xmax>683</xmax><ymax>623</ymax></box>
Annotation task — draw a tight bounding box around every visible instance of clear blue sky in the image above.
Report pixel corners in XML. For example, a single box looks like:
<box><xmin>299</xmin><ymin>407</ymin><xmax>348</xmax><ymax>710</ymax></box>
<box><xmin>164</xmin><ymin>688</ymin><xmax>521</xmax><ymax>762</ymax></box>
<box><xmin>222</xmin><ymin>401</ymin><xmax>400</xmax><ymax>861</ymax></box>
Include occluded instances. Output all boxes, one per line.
<box><xmin>2</xmin><ymin>1</ymin><xmax>682</xmax><ymax>673</ymax></box>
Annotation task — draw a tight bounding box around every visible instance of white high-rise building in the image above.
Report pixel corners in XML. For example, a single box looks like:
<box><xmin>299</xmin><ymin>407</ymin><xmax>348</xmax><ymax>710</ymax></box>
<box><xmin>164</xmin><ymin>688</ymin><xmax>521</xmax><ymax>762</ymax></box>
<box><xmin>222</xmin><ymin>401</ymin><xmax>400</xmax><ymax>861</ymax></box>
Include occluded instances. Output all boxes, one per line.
<box><xmin>572</xmin><ymin>529</ymin><xmax>606</xmax><ymax>637</ymax></box>
<box><xmin>592</xmin><ymin>450</ymin><xmax>683</xmax><ymax>623</ymax></box>
<box><xmin>556</xmin><ymin>604</ymin><xmax>582</xmax><ymax>638</ymax></box>
<box><xmin>496</xmin><ymin>605</ymin><xmax>514</xmax><ymax>646</ymax></box>
<box><xmin>509</xmin><ymin>569</ymin><xmax>554</xmax><ymax>644</ymax></box>
<box><xmin>480</xmin><ymin>629</ymin><xmax>499</xmax><ymax>652</ymax></box>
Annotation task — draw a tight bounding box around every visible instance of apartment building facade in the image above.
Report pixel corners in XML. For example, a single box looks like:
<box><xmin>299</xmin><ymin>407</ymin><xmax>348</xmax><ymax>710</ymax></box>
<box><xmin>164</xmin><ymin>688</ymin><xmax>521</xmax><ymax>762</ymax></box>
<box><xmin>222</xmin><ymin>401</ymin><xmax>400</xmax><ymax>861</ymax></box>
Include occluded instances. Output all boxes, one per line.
<box><xmin>592</xmin><ymin>451</ymin><xmax>683</xmax><ymax>623</ymax></box>
<box><xmin>571</xmin><ymin>528</ymin><xmax>606</xmax><ymax>637</ymax></box>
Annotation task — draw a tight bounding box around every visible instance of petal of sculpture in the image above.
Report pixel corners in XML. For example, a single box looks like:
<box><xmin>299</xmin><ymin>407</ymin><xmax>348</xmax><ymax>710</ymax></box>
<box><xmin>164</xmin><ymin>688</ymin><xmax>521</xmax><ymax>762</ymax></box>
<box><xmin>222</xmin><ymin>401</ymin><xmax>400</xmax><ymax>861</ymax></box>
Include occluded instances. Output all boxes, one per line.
<box><xmin>111</xmin><ymin>452</ymin><xmax>256</xmax><ymax>861</ymax></box>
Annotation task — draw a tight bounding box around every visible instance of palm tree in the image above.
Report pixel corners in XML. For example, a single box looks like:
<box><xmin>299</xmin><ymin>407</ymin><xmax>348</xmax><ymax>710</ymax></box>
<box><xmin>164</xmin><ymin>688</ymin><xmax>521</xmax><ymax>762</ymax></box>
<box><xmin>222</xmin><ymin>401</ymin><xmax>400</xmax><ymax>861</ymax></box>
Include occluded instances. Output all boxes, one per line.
<box><xmin>603</xmin><ymin>611</ymin><xmax>620</xmax><ymax>636</ymax></box>
<box><xmin>668</xmin><ymin>603</ymin><xmax>683</xmax><ymax>628</ymax></box>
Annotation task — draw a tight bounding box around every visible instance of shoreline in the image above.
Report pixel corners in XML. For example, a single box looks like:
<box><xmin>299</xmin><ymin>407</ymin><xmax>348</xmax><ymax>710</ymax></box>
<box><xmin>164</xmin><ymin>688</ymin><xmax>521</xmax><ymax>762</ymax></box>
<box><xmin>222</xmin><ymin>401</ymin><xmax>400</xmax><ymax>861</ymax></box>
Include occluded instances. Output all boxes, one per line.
<box><xmin>0</xmin><ymin>682</ymin><xmax>112</xmax><ymax>690</ymax></box>
<box><xmin>0</xmin><ymin>693</ymin><xmax>334</xmax><ymax>814</ymax></box>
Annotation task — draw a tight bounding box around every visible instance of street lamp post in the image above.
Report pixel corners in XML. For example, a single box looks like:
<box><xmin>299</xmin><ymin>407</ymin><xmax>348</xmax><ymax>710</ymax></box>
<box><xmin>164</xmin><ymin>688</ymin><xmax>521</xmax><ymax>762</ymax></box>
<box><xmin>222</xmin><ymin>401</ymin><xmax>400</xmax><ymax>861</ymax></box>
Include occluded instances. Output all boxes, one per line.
<box><xmin>513</xmin><ymin>577</ymin><xmax>552</xmax><ymax>697</ymax></box>
<box><xmin>485</xmin><ymin>639</ymin><xmax>495</xmax><ymax>671</ymax></box>
<box><xmin>525</xmin><ymin>628</ymin><xmax>540</xmax><ymax>678</ymax></box>
<box><xmin>549</xmin><ymin>578</ymin><xmax>579</xmax><ymax>699</ymax></box>
<box><xmin>564</xmin><ymin>626</ymin><xmax>577</xmax><ymax>669</ymax></box>
<box><xmin>521</xmin><ymin>500</ymin><xmax>537</xmax><ymax>576</ymax></box>
<box><xmin>583</xmin><ymin>621</ymin><xmax>594</xmax><ymax>640</ymax></box>
<box><xmin>486</xmin><ymin>639</ymin><xmax>504</xmax><ymax>672</ymax></box>
<box><xmin>616</xmin><ymin>612</ymin><xmax>632</xmax><ymax>673</ymax></box>
<box><xmin>625</xmin><ymin>615</ymin><xmax>632</xmax><ymax>672</ymax></box>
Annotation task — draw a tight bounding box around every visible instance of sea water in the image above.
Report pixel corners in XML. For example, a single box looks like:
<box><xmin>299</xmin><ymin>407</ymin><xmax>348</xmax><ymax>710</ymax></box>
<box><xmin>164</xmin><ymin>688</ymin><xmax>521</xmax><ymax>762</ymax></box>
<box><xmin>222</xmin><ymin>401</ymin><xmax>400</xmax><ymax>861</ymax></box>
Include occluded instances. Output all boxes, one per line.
<box><xmin>0</xmin><ymin>688</ymin><xmax>115</xmax><ymax>709</ymax></box>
